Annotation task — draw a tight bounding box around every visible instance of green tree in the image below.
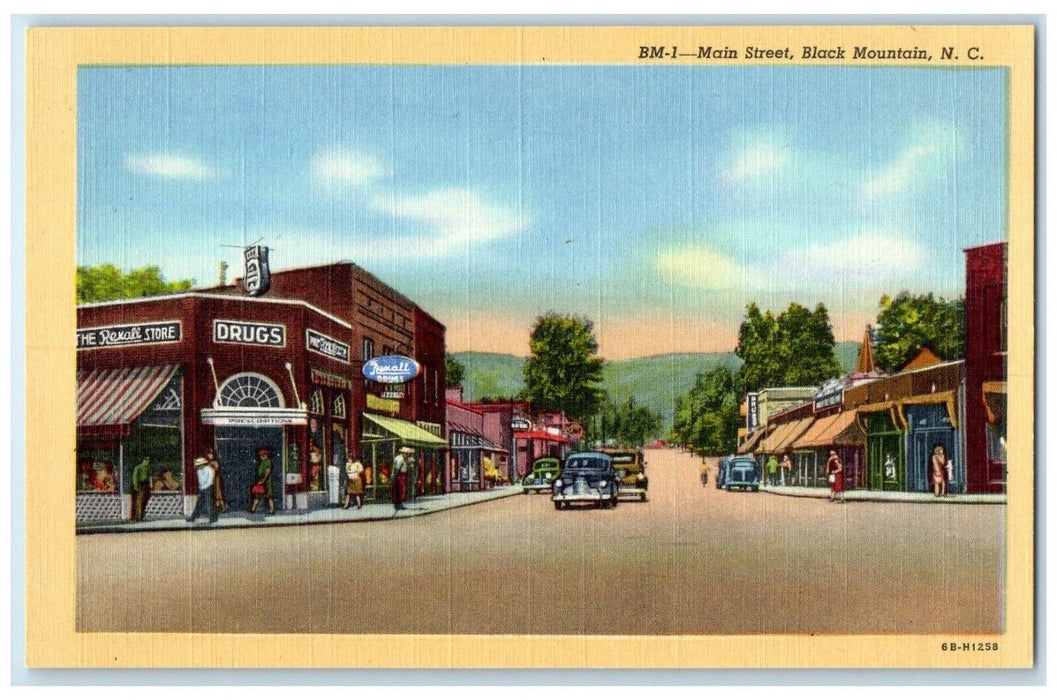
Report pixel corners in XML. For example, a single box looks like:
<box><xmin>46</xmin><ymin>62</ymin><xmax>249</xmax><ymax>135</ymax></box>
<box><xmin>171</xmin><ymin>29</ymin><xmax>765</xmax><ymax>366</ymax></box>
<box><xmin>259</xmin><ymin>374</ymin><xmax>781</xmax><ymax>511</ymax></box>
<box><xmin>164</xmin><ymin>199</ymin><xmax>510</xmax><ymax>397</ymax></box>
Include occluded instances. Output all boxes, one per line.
<box><xmin>875</xmin><ymin>292</ymin><xmax>965</xmax><ymax>372</ymax></box>
<box><xmin>76</xmin><ymin>264</ymin><xmax>194</xmax><ymax>303</ymax></box>
<box><xmin>671</xmin><ymin>366</ymin><xmax>741</xmax><ymax>456</ymax></box>
<box><xmin>591</xmin><ymin>397</ymin><xmax>661</xmax><ymax>447</ymax></box>
<box><xmin>734</xmin><ymin>303</ymin><xmax>783</xmax><ymax>393</ymax></box>
<box><xmin>522</xmin><ymin>314</ymin><xmax>605</xmax><ymax>422</ymax></box>
<box><xmin>777</xmin><ymin>302</ymin><xmax>842</xmax><ymax>386</ymax></box>
<box><xmin>444</xmin><ymin>353</ymin><xmax>466</xmax><ymax>387</ymax></box>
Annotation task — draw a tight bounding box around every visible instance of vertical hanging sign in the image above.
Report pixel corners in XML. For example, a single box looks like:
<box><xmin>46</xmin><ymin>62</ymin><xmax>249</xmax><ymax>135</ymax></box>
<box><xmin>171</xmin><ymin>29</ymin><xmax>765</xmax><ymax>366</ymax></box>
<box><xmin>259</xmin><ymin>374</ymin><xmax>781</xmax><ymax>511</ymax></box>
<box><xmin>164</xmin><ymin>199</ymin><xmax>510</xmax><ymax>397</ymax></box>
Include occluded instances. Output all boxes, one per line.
<box><xmin>243</xmin><ymin>245</ymin><xmax>271</xmax><ymax>296</ymax></box>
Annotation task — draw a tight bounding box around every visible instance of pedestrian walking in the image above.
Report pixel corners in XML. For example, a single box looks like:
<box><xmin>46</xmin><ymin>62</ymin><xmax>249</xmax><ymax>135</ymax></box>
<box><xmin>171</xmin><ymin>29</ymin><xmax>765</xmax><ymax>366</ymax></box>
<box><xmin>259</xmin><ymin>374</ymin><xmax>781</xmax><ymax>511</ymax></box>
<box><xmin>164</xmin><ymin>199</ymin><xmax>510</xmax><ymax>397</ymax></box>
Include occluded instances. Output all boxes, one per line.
<box><xmin>186</xmin><ymin>456</ymin><xmax>218</xmax><ymax>524</ymax></box>
<box><xmin>779</xmin><ymin>453</ymin><xmax>792</xmax><ymax>486</ymax></box>
<box><xmin>931</xmin><ymin>443</ymin><xmax>950</xmax><ymax>497</ymax></box>
<box><xmin>249</xmin><ymin>447</ymin><xmax>275</xmax><ymax>515</ymax></box>
<box><xmin>393</xmin><ymin>446</ymin><xmax>413</xmax><ymax>511</ymax></box>
<box><xmin>765</xmin><ymin>455</ymin><xmax>778</xmax><ymax>486</ymax></box>
<box><xmin>206</xmin><ymin>448</ymin><xmax>226</xmax><ymax>513</ymax></box>
<box><xmin>129</xmin><ymin>457</ymin><xmax>152</xmax><ymax>521</ymax></box>
<box><xmin>343</xmin><ymin>454</ymin><xmax>365</xmax><ymax>509</ymax></box>
<box><xmin>826</xmin><ymin>450</ymin><xmax>845</xmax><ymax>503</ymax></box>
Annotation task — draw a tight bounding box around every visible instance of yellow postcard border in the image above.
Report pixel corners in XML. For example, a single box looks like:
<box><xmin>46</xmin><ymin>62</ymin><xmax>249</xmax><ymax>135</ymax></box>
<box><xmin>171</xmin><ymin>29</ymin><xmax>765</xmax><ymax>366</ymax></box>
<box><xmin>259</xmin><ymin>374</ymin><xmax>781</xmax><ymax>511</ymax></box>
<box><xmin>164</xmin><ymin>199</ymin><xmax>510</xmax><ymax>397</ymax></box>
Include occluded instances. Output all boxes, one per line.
<box><xmin>24</xmin><ymin>23</ymin><xmax>1035</xmax><ymax>670</ymax></box>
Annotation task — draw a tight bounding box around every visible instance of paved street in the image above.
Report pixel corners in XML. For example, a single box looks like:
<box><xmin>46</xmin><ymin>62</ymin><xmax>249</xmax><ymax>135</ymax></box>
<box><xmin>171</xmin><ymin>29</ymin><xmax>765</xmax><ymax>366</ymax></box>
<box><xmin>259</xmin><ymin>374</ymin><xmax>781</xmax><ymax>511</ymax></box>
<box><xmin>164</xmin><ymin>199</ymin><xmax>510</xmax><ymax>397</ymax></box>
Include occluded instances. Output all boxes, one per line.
<box><xmin>77</xmin><ymin>448</ymin><xmax>1003</xmax><ymax>635</ymax></box>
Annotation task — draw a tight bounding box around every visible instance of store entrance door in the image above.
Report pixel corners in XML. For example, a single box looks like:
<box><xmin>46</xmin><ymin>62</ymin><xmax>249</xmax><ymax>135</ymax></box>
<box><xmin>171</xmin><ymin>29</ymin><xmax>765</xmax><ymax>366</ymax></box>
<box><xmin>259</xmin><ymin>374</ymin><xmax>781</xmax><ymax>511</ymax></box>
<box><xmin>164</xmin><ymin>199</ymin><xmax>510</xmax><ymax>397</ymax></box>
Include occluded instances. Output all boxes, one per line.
<box><xmin>216</xmin><ymin>426</ymin><xmax>284</xmax><ymax>512</ymax></box>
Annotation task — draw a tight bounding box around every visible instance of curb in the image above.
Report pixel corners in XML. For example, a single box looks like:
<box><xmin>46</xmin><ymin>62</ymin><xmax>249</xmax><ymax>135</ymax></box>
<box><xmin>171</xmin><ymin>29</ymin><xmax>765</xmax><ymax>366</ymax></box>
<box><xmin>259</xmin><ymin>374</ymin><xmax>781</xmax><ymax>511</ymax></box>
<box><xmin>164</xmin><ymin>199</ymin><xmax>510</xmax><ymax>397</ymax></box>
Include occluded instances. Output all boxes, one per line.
<box><xmin>759</xmin><ymin>486</ymin><xmax>1006</xmax><ymax>505</ymax></box>
<box><xmin>76</xmin><ymin>486</ymin><xmax>523</xmax><ymax>535</ymax></box>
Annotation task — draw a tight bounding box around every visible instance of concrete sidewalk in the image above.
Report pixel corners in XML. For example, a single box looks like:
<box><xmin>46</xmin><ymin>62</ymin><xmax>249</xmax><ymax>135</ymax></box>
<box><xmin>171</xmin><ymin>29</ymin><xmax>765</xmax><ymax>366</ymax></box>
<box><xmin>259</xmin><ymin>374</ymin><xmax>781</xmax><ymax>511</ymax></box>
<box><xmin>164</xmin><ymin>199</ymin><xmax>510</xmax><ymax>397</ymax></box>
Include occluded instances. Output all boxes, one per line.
<box><xmin>760</xmin><ymin>484</ymin><xmax>1006</xmax><ymax>504</ymax></box>
<box><xmin>77</xmin><ymin>484</ymin><xmax>524</xmax><ymax>535</ymax></box>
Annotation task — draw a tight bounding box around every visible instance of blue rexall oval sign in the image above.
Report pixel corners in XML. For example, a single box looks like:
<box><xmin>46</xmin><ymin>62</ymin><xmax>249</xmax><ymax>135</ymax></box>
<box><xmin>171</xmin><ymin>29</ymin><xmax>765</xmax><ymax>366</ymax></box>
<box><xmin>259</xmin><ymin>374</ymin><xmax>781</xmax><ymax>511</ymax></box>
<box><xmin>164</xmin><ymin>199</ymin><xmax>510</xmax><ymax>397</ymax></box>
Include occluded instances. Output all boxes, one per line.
<box><xmin>363</xmin><ymin>355</ymin><xmax>421</xmax><ymax>384</ymax></box>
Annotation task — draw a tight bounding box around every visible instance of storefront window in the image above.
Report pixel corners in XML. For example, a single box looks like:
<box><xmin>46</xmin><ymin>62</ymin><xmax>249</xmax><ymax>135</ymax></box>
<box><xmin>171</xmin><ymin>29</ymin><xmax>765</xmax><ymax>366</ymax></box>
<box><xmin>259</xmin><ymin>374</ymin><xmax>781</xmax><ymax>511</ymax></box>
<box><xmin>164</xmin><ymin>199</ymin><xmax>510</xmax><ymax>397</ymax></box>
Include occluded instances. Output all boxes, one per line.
<box><xmin>77</xmin><ymin>440</ymin><xmax>119</xmax><ymax>493</ymax></box>
<box><xmin>332</xmin><ymin>394</ymin><xmax>346</xmax><ymax>419</ymax></box>
<box><xmin>123</xmin><ymin>374</ymin><xmax>184</xmax><ymax>493</ymax></box>
<box><xmin>308</xmin><ymin>416</ymin><xmax>326</xmax><ymax>490</ymax></box>
<box><xmin>331</xmin><ymin>422</ymin><xmax>347</xmax><ymax>467</ymax></box>
<box><xmin>309</xmin><ymin>388</ymin><xmax>325</xmax><ymax>415</ymax></box>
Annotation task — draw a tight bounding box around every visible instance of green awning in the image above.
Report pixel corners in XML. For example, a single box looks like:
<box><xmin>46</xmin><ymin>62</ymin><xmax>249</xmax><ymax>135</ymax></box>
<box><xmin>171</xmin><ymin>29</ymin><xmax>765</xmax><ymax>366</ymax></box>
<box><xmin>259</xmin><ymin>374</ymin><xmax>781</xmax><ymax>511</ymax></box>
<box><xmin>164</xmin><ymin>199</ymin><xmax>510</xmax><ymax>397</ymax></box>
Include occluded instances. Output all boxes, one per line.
<box><xmin>363</xmin><ymin>413</ymin><xmax>449</xmax><ymax>448</ymax></box>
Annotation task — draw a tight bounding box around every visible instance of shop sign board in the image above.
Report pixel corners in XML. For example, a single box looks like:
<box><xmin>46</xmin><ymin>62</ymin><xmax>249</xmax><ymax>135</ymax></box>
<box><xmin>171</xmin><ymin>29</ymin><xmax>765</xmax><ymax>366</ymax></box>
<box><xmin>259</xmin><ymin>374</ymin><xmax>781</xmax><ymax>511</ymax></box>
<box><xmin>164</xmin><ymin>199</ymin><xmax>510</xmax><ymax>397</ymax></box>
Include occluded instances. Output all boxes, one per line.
<box><xmin>381</xmin><ymin>385</ymin><xmax>405</xmax><ymax>399</ymax></box>
<box><xmin>746</xmin><ymin>393</ymin><xmax>760</xmax><ymax>432</ymax></box>
<box><xmin>310</xmin><ymin>368</ymin><xmax>352</xmax><ymax>390</ymax></box>
<box><xmin>306</xmin><ymin>329</ymin><xmax>350</xmax><ymax>363</ymax></box>
<box><xmin>814</xmin><ymin>378</ymin><xmax>845</xmax><ymax>411</ymax></box>
<box><xmin>511</xmin><ymin>417</ymin><xmax>532</xmax><ymax>431</ymax></box>
<box><xmin>243</xmin><ymin>244</ymin><xmax>271</xmax><ymax>296</ymax></box>
<box><xmin>363</xmin><ymin>354</ymin><xmax>421</xmax><ymax>384</ymax></box>
<box><xmin>200</xmin><ymin>407</ymin><xmax>307</xmax><ymax>426</ymax></box>
<box><xmin>366</xmin><ymin>394</ymin><xmax>400</xmax><ymax>415</ymax></box>
<box><xmin>77</xmin><ymin>320</ymin><xmax>182</xmax><ymax>349</ymax></box>
<box><xmin>213</xmin><ymin>320</ymin><xmax>285</xmax><ymax>347</ymax></box>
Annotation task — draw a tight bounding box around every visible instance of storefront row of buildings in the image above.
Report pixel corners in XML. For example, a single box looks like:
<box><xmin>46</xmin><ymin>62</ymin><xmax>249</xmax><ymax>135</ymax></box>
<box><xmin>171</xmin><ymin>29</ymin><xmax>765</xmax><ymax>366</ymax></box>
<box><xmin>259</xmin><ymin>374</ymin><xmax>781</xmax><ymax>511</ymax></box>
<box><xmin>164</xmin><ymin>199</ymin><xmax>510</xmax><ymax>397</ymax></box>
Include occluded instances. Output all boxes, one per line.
<box><xmin>736</xmin><ymin>242</ymin><xmax>1007</xmax><ymax>495</ymax></box>
<box><xmin>76</xmin><ymin>257</ymin><xmax>585</xmax><ymax>523</ymax></box>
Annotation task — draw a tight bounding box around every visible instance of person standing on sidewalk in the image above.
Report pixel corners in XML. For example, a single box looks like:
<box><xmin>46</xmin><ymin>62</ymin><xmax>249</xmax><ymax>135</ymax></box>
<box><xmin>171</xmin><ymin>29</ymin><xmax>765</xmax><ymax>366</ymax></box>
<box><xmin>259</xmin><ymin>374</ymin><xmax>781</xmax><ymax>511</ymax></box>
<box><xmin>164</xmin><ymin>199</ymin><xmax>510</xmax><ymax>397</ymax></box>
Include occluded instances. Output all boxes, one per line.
<box><xmin>779</xmin><ymin>453</ymin><xmax>793</xmax><ymax>486</ymax></box>
<box><xmin>826</xmin><ymin>450</ymin><xmax>845</xmax><ymax>503</ymax></box>
<box><xmin>129</xmin><ymin>457</ymin><xmax>152</xmax><ymax>522</ymax></box>
<box><xmin>186</xmin><ymin>456</ymin><xmax>218</xmax><ymax>524</ymax></box>
<box><xmin>343</xmin><ymin>454</ymin><xmax>365</xmax><ymax>509</ymax></box>
<box><xmin>765</xmin><ymin>455</ymin><xmax>778</xmax><ymax>486</ymax></box>
<box><xmin>250</xmin><ymin>447</ymin><xmax>275</xmax><ymax>515</ymax></box>
<box><xmin>393</xmin><ymin>446</ymin><xmax>413</xmax><ymax>511</ymax></box>
<box><xmin>206</xmin><ymin>448</ymin><xmax>226</xmax><ymax>513</ymax></box>
<box><xmin>931</xmin><ymin>444</ymin><xmax>950</xmax><ymax>497</ymax></box>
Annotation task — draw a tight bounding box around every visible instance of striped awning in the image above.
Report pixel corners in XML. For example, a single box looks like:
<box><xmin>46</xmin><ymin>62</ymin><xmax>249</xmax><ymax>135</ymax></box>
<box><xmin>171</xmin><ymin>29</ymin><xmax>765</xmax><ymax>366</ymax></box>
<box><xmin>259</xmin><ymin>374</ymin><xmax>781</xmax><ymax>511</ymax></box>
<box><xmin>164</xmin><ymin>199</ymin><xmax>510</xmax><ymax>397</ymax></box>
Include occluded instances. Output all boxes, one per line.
<box><xmin>77</xmin><ymin>364</ymin><xmax>178</xmax><ymax>436</ymax></box>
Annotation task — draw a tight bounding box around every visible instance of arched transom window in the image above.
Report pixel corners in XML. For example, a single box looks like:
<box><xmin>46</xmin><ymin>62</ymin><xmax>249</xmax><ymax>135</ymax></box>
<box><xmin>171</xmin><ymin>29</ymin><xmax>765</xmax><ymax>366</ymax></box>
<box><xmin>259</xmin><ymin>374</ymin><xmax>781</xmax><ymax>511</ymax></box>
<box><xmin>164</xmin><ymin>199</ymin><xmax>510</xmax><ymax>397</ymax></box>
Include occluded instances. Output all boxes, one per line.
<box><xmin>217</xmin><ymin>373</ymin><xmax>284</xmax><ymax>408</ymax></box>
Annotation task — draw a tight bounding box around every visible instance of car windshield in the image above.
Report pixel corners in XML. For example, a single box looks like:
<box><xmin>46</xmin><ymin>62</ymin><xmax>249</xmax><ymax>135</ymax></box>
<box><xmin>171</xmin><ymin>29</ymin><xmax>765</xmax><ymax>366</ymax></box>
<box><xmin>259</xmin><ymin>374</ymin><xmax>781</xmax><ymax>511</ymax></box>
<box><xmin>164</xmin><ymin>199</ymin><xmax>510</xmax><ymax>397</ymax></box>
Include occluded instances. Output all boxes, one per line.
<box><xmin>562</xmin><ymin>457</ymin><xmax>611</xmax><ymax>478</ymax></box>
<box><xmin>732</xmin><ymin>465</ymin><xmax>755</xmax><ymax>479</ymax></box>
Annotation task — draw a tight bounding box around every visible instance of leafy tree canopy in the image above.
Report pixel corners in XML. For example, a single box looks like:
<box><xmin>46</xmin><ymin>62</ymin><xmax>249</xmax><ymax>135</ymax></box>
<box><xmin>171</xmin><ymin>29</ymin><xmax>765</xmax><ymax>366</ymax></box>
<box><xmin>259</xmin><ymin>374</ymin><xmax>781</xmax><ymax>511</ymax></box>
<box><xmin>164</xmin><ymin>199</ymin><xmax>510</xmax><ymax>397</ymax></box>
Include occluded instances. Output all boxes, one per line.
<box><xmin>444</xmin><ymin>353</ymin><xmax>466</xmax><ymax>387</ymax></box>
<box><xmin>670</xmin><ymin>366</ymin><xmax>741</xmax><ymax>456</ymax></box>
<box><xmin>590</xmin><ymin>397</ymin><xmax>662</xmax><ymax>448</ymax></box>
<box><xmin>77</xmin><ymin>264</ymin><xmax>194</xmax><ymax>304</ymax></box>
<box><xmin>522</xmin><ymin>314</ymin><xmax>605</xmax><ymax>422</ymax></box>
<box><xmin>875</xmin><ymin>292</ymin><xmax>965</xmax><ymax>373</ymax></box>
<box><xmin>735</xmin><ymin>301</ymin><xmax>841</xmax><ymax>392</ymax></box>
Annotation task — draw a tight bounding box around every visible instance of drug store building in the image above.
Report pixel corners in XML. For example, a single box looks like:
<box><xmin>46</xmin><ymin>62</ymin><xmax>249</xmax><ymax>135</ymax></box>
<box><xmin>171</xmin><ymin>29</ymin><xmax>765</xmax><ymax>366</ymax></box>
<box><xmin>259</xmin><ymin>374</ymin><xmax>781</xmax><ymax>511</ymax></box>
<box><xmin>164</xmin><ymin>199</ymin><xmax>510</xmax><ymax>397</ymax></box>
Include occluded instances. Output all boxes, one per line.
<box><xmin>75</xmin><ymin>261</ymin><xmax>449</xmax><ymax>522</ymax></box>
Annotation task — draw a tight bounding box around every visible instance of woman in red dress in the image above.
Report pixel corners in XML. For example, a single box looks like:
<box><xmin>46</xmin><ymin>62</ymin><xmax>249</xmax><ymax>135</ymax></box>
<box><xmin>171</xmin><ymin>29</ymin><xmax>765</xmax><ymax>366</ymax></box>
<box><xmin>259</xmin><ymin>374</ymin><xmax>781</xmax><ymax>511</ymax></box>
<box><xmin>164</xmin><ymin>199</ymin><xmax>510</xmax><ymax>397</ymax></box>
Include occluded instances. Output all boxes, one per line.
<box><xmin>826</xmin><ymin>450</ymin><xmax>845</xmax><ymax>503</ymax></box>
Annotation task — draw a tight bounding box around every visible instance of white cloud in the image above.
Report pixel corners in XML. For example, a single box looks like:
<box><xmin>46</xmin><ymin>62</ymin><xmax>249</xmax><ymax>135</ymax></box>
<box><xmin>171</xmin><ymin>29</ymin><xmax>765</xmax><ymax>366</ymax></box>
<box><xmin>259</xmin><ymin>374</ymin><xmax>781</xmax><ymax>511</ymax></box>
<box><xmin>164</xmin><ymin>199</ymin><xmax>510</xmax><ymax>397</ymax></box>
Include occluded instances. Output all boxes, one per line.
<box><xmin>123</xmin><ymin>153</ymin><xmax>214</xmax><ymax>179</ymax></box>
<box><xmin>724</xmin><ymin>138</ymin><xmax>789</xmax><ymax>181</ymax></box>
<box><xmin>776</xmin><ymin>232</ymin><xmax>924</xmax><ymax>284</ymax></box>
<box><xmin>370</xmin><ymin>187</ymin><xmax>524</xmax><ymax>256</ymax></box>
<box><xmin>861</xmin><ymin>124</ymin><xmax>962</xmax><ymax>199</ymax></box>
<box><xmin>655</xmin><ymin>245</ymin><xmax>753</xmax><ymax>290</ymax></box>
<box><xmin>311</xmin><ymin>147</ymin><xmax>389</xmax><ymax>186</ymax></box>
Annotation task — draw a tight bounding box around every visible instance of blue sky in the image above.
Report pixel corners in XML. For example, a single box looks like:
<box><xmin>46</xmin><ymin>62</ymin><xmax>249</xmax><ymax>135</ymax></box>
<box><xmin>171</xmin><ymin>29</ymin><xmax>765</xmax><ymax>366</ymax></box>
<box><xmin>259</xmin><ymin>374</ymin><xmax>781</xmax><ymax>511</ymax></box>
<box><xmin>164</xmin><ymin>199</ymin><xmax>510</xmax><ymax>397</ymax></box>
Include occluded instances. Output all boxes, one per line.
<box><xmin>77</xmin><ymin>64</ymin><xmax>1007</xmax><ymax>358</ymax></box>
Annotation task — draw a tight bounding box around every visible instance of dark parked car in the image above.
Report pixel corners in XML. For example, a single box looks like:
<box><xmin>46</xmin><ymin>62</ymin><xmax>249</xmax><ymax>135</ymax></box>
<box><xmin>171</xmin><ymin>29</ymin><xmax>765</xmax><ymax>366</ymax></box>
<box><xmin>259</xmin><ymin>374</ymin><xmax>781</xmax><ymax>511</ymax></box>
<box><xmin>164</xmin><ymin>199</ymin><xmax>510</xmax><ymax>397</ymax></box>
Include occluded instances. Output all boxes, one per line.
<box><xmin>522</xmin><ymin>457</ymin><xmax>561</xmax><ymax>494</ymax></box>
<box><xmin>551</xmin><ymin>452</ymin><xmax>619</xmax><ymax>510</ymax></box>
<box><xmin>599</xmin><ymin>448</ymin><xmax>649</xmax><ymax>501</ymax></box>
<box><xmin>723</xmin><ymin>457</ymin><xmax>761</xmax><ymax>492</ymax></box>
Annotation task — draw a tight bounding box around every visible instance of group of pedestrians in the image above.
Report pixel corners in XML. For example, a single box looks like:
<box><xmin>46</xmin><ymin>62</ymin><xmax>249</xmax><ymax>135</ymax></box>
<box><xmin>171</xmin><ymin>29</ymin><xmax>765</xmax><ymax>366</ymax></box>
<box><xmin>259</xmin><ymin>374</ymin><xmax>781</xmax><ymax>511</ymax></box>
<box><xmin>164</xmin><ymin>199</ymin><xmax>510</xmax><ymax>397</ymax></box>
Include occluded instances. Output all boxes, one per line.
<box><xmin>764</xmin><ymin>454</ymin><xmax>794</xmax><ymax>487</ymax></box>
<box><xmin>144</xmin><ymin>443</ymin><xmax>420</xmax><ymax>525</ymax></box>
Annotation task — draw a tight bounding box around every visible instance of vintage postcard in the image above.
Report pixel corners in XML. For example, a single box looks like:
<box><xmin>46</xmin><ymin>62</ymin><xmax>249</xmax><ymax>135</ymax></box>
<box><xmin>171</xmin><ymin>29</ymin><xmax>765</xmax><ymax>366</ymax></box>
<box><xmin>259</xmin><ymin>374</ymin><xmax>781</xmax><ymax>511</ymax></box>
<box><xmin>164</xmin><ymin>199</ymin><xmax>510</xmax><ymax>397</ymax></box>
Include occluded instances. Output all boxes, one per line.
<box><xmin>23</xmin><ymin>23</ymin><xmax>1034</xmax><ymax>670</ymax></box>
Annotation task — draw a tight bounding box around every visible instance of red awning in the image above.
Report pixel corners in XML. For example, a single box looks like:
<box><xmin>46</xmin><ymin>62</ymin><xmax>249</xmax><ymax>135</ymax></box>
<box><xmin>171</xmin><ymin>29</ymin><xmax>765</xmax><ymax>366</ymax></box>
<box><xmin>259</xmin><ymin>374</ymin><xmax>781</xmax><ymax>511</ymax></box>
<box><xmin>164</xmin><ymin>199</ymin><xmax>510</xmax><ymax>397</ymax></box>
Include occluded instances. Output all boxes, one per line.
<box><xmin>77</xmin><ymin>365</ymin><xmax>178</xmax><ymax>437</ymax></box>
<box><xmin>514</xmin><ymin>430</ymin><xmax>571</xmax><ymax>444</ymax></box>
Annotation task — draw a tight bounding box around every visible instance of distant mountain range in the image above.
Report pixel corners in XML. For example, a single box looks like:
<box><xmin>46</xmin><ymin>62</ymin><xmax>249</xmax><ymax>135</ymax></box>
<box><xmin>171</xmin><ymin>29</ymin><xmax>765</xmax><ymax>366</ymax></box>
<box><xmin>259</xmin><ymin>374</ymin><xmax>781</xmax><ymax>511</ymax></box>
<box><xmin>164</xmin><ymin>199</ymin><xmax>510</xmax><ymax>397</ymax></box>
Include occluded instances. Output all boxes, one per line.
<box><xmin>453</xmin><ymin>341</ymin><xmax>861</xmax><ymax>431</ymax></box>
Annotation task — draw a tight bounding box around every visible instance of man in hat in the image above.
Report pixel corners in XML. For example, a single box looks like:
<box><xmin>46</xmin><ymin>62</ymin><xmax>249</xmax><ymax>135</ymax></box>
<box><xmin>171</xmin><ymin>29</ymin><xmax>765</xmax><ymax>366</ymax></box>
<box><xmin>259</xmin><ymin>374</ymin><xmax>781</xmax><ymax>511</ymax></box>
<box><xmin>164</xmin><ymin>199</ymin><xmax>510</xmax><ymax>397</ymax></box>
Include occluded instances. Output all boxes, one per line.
<box><xmin>186</xmin><ymin>456</ymin><xmax>217</xmax><ymax>524</ymax></box>
<box><xmin>392</xmin><ymin>446</ymin><xmax>414</xmax><ymax>511</ymax></box>
<box><xmin>250</xmin><ymin>447</ymin><xmax>275</xmax><ymax>515</ymax></box>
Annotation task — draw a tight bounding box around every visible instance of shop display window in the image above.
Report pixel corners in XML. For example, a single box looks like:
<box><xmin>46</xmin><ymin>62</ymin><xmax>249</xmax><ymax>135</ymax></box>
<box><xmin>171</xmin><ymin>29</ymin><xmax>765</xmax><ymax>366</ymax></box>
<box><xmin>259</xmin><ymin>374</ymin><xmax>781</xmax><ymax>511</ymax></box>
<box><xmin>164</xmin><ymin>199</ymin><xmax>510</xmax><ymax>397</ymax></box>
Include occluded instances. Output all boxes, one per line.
<box><xmin>308</xmin><ymin>416</ymin><xmax>326</xmax><ymax>491</ymax></box>
<box><xmin>124</xmin><ymin>376</ymin><xmax>184</xmax><ymax>493</ymax></box>
<box><xmin>77</xmin><ymin>440</ymin><xmax>119</xmax><ymax>493</ymax></box>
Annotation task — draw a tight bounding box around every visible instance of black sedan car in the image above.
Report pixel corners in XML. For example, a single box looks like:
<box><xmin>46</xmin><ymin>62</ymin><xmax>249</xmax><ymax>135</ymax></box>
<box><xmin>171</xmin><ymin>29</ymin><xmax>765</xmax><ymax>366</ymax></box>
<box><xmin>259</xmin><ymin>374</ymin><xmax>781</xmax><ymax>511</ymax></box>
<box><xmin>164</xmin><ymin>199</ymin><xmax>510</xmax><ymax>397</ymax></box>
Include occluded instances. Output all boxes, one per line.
<box><xmin>551</xmin><ymin>452</ymin><xmax>619</xmax><ymax>510</ymax></box>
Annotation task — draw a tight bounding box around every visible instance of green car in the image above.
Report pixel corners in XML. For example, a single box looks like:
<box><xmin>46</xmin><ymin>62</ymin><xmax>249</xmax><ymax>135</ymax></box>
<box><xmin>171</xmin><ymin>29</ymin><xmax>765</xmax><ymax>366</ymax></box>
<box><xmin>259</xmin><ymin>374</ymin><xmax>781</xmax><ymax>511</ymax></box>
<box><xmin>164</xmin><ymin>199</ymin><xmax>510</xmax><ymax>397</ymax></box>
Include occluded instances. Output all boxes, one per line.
<box><xmin>522</xmin><ymin>457</ymin><xmax>561</xmax><ymax>494</ymax></box>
